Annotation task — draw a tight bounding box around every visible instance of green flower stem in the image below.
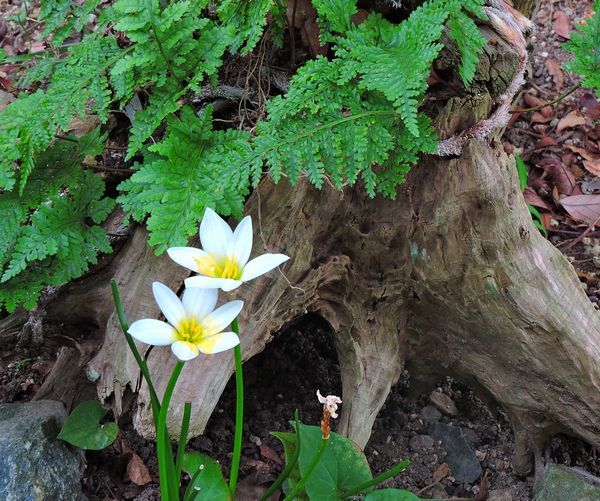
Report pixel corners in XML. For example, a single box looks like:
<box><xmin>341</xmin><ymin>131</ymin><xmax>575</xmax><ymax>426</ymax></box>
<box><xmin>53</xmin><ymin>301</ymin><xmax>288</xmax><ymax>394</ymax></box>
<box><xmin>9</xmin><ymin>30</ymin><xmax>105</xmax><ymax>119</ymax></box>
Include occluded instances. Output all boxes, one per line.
<box><xmin>341</xmin><ymin>459</ymin><xmax>411</xmax><ymax>498</ymax></box>
<box><xmin>259</xmin><ymin>409</ymin><xmax>302</xmax><ymax>501</ymax></box>
<box><xmin>110</xmin><ymin>279</ymin><xmax>161</xmax><ymax>426</ymax></box>
<box><xmin>283</xmin><ymin>438</ymin><xmax>329</xmax><ymax>501</ymax></box>
<box><xmin>175</xmin><ymin>402</ymin><xmax>192</xmax><ymax>484</ymax></box>
<box><xmin>228</xmin><ymin>318</ymin><xmax>244</xmax><ymax>497</ymax></box>
<box><xmin>158</xmin><ymin>361</ymin><xmax>185</xmax><ymax>501</ymax></box>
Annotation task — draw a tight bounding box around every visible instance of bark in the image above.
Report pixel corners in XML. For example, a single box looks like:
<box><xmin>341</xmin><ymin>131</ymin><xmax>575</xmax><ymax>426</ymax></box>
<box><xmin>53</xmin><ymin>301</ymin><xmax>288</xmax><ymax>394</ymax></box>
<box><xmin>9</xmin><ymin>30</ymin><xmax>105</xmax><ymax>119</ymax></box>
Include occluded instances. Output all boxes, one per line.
<box><xmin>512</xmin><ymin>0</ymin><xmax>542</xmax><ymax>18</ymax></box>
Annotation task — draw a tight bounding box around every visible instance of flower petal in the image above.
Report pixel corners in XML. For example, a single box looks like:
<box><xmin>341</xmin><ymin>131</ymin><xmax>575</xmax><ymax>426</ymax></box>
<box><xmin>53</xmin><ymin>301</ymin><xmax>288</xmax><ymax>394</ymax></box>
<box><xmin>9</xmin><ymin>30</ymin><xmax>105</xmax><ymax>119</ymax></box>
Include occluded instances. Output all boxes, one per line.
<box><xmin>229</xmin><ymin>215</ymin><xmax>253</xmax><ymax>267</ymax></box>
<box><xmin>182</xmin><ymin>287</ymin><xmax>218</xmax><ymax>320</ymax></box>
<box><xmin>241</xmin><ymin>253</ymin><xmax>290</xmax><ymax>282</ymax></box>
<box><xmin>200</xmin><ymin>208</ymin><xmax>233</xmax><ymax>257</ymax></box>
<box><xmin>128</xmin><ymin>319</ymin><xmax>176</xmax><ymax>346</ymax></box>
<box><xmin>197</xmin><ymin>332</ymin><xmax>240</xmax><ymax>354</ymax></box>
<box><xmin>152</xmin><ymin>282</ymin><xmax>186</xmax><ymax>327</ymax></box>
<box><xmin>167</xmin><ymin>247</ymin><xmax>208</xmax><ymax>273</ymax></box>
<box><xmin>203</xmin><ymin>300</ymin><xmax>244</xmax><ymax>335</ymax></box>
<box><xmin>185</xmin><ymin>276</ymin><xmax>242</xmax><ymax>292</ymax></box>
<box><xmin>171</xmin><ymin>341</ymin><xmax>200</xmax><ymax>361</ymax></box>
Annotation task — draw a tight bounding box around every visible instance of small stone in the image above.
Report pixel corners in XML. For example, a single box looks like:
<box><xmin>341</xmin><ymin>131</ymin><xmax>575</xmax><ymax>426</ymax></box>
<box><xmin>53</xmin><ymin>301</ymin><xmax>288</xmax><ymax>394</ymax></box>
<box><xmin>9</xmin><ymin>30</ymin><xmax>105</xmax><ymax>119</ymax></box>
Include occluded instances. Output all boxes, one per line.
<box><xmin>0</xmin><ymin>401</ymin><xmax>85</xmax><ymax>500</ymax></box>
<box><xmin>433</xmin><ymin>462</ymin><xmax>449</xmax><ymax>482</ymax></box>
<box><xmin>475</xmin><ymin>449</ymin><xmax>487</xmax><ymax>461</ymax></box>
<box><xmin>462</xmin><ymin>428</ymin><xmax>478</xmax><ymax>445</ymax></box>
<box><xmin>429</xmin><ymin>391</ymin><xmax>458</xmax><ymax>417</ymax></box>
<box><xmin>421</xmin><ymin>405</ymin><xmax>442</xmax><ymax>422</ymax></box>
<box><xmin>249</xmin><ymin>434</ymin><xmax>261</xmax><ymax>446</ymax></box>
<box><xmin>534</xmin><ymin>464</ymin><xmax>600</xmax><ymax>501</ymax></box>
<box><xmin>409</xmin><ymin>434</ymin><xmax>434</xmax><ymax>451</ymax></box>
<box><xmin>488</xmin><ymin>488</ymin><xmax>513</xmax><ymax>501</ymax></box>
<box><xmin>429</xmin><ymin>423</ymin><xmax>482</xmax><ymax>484</ymax></box>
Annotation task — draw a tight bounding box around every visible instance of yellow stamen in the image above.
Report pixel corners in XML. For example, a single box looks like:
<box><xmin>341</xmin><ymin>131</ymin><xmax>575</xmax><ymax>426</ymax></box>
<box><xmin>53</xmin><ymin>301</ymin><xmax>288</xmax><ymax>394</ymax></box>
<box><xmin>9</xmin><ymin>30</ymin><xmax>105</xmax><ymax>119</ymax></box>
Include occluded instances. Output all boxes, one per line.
<box><xmin>176</xmin><ymin>316</ymin><xmax>221</xmax><ymax>353</ymax></box>
<box><xmin>194</xmin><ymin>254</ymin><xmax>241</xmax><ymax>280</ymax></box>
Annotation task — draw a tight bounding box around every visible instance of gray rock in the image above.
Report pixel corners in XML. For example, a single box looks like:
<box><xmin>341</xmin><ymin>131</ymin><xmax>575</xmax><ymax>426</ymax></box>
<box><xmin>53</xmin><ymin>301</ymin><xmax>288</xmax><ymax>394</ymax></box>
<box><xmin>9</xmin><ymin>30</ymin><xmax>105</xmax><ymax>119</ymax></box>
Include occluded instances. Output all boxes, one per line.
<box><xmin>421</xmin><ymin>405</ymin><xmax>442</xmax><ymax>422</ymax></box>
<box><xmin>428</xmin><ymin>423</ymin><xmax>482</xmax><ymax>484</ymax></box>
<box><xmin>0</xmin><ymin>400</ymin><xmax>85</xmax><ymax>501</ymax></box>
<box><xmin>488</xmin><ymin>488</ymin><xmax>513</xmax><ymax>501</ymax></box>
<box><xmin>534</xmin><ymin>464</ymin><xmax>600</xmax><ymax>501</ymax></box>
<box><xmin>429</xmin><ymin>391</ymin><xmax>458</xmax><ymax>417</ymax></box>
<box><xmin>409</xmin><ymin>434</ymin><xmax>434</xmax><ymax>451</ymax></box>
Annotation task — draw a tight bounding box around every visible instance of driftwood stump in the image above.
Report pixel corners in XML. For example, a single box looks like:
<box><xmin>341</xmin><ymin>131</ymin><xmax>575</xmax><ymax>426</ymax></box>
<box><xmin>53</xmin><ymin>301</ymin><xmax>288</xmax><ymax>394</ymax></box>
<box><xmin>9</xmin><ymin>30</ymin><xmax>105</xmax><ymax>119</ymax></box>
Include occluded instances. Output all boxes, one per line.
<box><xmin>4</xmin><ymin>0</ymin><xmax>596</xmax><ymax>477</ymax></box>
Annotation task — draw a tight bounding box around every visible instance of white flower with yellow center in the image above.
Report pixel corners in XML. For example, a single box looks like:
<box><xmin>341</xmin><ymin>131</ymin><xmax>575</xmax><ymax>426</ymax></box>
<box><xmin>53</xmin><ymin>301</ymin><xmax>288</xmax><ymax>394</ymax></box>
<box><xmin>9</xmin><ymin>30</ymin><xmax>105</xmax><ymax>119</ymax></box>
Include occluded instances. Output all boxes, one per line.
<box><xmin>167</xmin><ymin>208</ymin><xmax>289</xmax><ymax>292</ymax></box>
<box><xmin>128</xmin><ymin>282</ymin><xmax>243</xmax><ymax>361</ymax></box>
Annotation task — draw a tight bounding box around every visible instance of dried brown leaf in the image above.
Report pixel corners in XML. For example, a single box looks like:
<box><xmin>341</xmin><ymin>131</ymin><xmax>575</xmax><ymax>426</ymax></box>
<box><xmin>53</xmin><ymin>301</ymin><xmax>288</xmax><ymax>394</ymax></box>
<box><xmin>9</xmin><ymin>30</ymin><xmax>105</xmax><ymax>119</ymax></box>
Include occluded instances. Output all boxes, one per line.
<box><xmin>553</xmin><ymin>11</ymin><xmax>571</xmax><ymax>39</ymax></box>
<box><xmin>557</xmin><ymin>110</ymin><xmax>587</xmax><ymax>133</ymax></box>
<box><xmin>534</xmin><ymin>136</ymin><xmax>558</xmax><ymax>149</ymax></box>
<box><xmin>584</xmin><ymin>159</ymin><xmax>600</xmax><ymax>177</ymax></box>
<box><xmin>260</xmin><ymin>444</ymin><xmax>283</xmax><ymax>465</ymax></box>
<box><xmin>126</xmin><ymin>452</ymin><xmax>152</xmax><ymax>486</ymax></box>
<box><xmin>532</xmin><ymin>112</ymin><xmax>553</xmax><ymax>123</ymax></box>
<box><xmin>565</xmin><ymin>144</ymin><xmax>596</xmax><ymax>160</ymax></box>
<box><xmin>561</xmin><ymin>195</ymin><xmax>600</xmax><ymax>224</ymax></box>
<box><xmin>545</xmin><ymin>58</ymin><xmax>564</xmax><ymax>92</ymax></box>
<box><xmin>523</xmin><ymin>93</ymin><xmax>545</xmax><ymax>108</ymax></box>
<box><xmin>538</xmin><ymin>157</ymin><xmax>576</xmax><ymax>195</ymax></box>
<box><xmin>523</xmin><ymin>187</ymin><xmax>552</xmax><ymax>210</ymax></box>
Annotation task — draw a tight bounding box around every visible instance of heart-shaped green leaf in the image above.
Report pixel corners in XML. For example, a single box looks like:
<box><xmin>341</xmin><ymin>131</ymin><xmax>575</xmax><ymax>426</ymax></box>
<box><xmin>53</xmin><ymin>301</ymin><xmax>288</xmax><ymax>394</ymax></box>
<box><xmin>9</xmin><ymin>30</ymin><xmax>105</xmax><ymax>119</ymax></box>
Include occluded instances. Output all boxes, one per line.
<box><xmin>293</xmin><ymin>422</ymin><xmax>373</xmax><ymax>501</ymax></box>
<box><xmin>58</xmin><ymin>400</ymin><xmax>118</xmax><ymax>450</ymax></box>
<box><xmin>182</xmin><ymin>452</ymin><xmax>230</xmax><ymax>501</ymax></box>
<box><xmin>365</xmin><ymin>488</ymin><xmax>422</xmax><ymax>500</ymax></box>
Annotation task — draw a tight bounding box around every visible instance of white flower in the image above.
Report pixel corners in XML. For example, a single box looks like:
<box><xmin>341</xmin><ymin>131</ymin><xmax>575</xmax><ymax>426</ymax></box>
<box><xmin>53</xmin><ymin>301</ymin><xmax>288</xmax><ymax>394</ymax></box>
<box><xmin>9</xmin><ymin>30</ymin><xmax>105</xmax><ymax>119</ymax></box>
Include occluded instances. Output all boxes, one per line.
<box><xmin>128</xmin><ymin>282</ymin><xmax>243</xmax><ymax>361</ymax></box>
<box><xmin>167</xmin><ymin>208</ymin><xmax>289</xmax><ymax>292</ymax></box>
<box><xmin>317</xmin><ymin>390</ymin><xmax>342</xmax><ymax>419</ymax></box>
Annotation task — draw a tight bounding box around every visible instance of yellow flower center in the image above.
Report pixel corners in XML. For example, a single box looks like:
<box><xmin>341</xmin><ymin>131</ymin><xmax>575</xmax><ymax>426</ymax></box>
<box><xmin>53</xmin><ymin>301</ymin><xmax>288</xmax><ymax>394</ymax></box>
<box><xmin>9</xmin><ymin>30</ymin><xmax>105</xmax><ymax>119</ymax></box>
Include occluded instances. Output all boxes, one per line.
<box><xmin>176</xmin><ymin>316</ymin><xmax>221</xmax><ymax>354</ymax></box>
<box><xmin>194</xmin><ymin>254</ymin><xmax>242</xmax><ymax>280</ymax></box>
<box><xmin>176</xmin><ymin>317</ymin><xmax>206</xmax><ymax>344</ymax></box>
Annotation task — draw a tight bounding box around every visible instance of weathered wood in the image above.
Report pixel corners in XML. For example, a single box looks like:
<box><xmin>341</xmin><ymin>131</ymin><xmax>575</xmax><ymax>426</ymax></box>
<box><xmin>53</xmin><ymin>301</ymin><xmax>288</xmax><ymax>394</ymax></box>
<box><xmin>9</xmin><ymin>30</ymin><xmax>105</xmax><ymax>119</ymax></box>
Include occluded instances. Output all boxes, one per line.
<box><xmin>512</xmin><ymin>0</ymin><xmax>542</xmax><ymax>18</ymax></box>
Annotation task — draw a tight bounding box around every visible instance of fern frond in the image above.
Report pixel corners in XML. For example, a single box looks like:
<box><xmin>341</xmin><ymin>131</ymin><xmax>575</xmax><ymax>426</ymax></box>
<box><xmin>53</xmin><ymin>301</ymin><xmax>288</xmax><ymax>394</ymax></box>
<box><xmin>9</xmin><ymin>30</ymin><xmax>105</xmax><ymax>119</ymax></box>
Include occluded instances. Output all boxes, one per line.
<box><xmin>312</xmin><ymin>0</ymin><xmax>358</xmax><ymax>41</ymax></box>
<box><xmin>0</xmin><ymin>33</ymin><xmax>120</xmax><ymax>192</ymax></box>
<box><xmin>109</xmin><ymin>0</ymin><xmax>231</xmax><ymax>158</ymax></box>
<box><xmin>565</xmin><ymin>0</ymin><xmax>600</xmax><ymax>92</ymax></box>
<box><xmin>118</xmin><ymin>106</ymin><xmax>252</xmax><ymax>253</ymax></box>
<box><xmin>217</xmin><ymin>0</ymin><xmax>281</xmax><ymax>54</ymax></box>
<box><xmin>0</xmin><ymin>136</ymin><xmax>114</xmax><ymax>312</ymax></box>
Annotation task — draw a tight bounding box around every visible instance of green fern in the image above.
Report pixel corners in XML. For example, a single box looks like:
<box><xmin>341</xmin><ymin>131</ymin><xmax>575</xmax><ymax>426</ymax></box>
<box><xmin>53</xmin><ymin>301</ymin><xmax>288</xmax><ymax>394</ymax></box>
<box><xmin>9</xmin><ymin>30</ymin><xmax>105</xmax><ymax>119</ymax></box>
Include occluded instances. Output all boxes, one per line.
<box><xmin>312</xmin><ymin>0</ymin><xmax>358</xmax><ymax>41</ymax></box>
<box><xmin>118</xmin><ymin>106</ymin><xmax>253</xmax><ymax>253</ymax></box>
<box><xmin>109</xmin><ymin>0</ymin><xmax>231</xmax><ymax>158</ymax></box>
<box><xmin>0</xmin><ymin>33</ymin><xmax>119</xmax><ymax>193</ymax></box>
<box><xmin>216</xmin><ymin>0</ymin><xmax>282</xmax><ymax>54</ymax></box>
<box><xmin>0</xmin><ymin>132</ymin><xmax>114</xmax><ymax>312</ymax></box>
<box><xmin>564</xmin><ymin>0</ymin><xmax>600</xmax><ymax>92</ymax></box>
<box><xmin>38</xmin><ymin>0</ymin><xmax>102</xmax><ymax>46</ymax></box>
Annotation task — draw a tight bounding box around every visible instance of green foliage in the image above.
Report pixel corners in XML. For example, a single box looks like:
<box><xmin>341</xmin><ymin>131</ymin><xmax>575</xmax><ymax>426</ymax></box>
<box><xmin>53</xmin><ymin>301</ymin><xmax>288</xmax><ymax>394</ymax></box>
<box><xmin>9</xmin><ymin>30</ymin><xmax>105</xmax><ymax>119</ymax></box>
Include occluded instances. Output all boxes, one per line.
<box><xmin>38</xmin><ymin>0</ymin><xmax>102</xmax><ymax>46</ymax></box>
<box><xmin>365</xmin><ymin>489</ymin><xmax>421</xmax><ymax>500</ymax></box>
<box><xmin>565</xmin><ymin>0</ymin><xmax>600</xmax><ymax>93</ymax></box>
<box><xmin>118</xmin><ymin>106</ymin><xmax>252</xmax><ymax>253</ymax></box>
<box><xmin>108</xmin><ymin>0</ymin><xmax>231</xmax><ymax>158</ymax></box>
<box><xmin>217</xmin><ymin>0</ymin><xmax>283</xmax><ymax>54</ymax></box>
<box><xmin>182</xmin><ymin>452</ymin><xmax>230</xmax><ymax>500</ymax></box>
<box><xmin>313</xmin><ymin>0</ymin><xmax>358</xmax><ymax>41</ymax></box>
<box><xmin>1</xmin><ymin>0</ymin><xmax>489</xmax><ymax>309</ymax></box>
<box><xmin>515</xmin><ymin>154</ymin><xmax>547</xmax><ymax>236</ymax></box>
<box><xmin>0</xmin><ymin>33</ymin><xmax>119</xmax><ymax>192</ymax></box>
<box><xmin>58</xmin><ymin>400</ymin><xmax>118</xmax><ymax>450</ymax></box>
<box><xmin>274</xmin><ymin>421</ymin><xmax>414</xmax><ymax>500</ymax></box>
<box><xmin>0</xmin><ymin>132</ymin><xmax>113</xmax><ymax>312</ymax></box>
